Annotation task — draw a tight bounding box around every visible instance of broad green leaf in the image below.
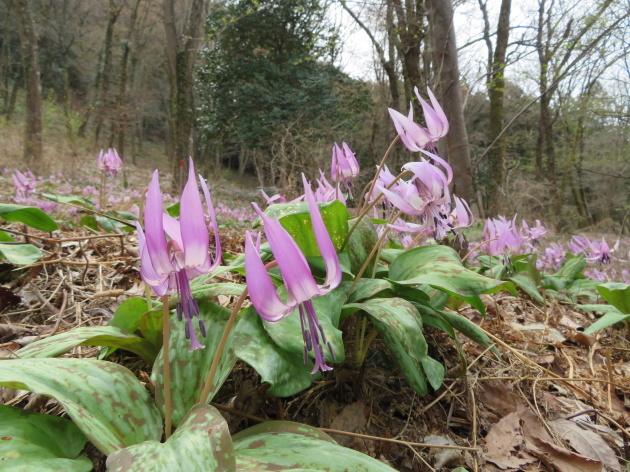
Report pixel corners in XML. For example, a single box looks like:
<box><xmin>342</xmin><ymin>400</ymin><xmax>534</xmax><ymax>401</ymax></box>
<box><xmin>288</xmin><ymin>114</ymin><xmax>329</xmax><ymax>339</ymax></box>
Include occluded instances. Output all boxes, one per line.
<box><xmin>0</xmin><ymin>243</ymin><xmax>42</xmax><ymax>265</ymax></box>
<box><xmin>421</xmin><ymin>356</ymin><xmax>445</xmax><ymax>390</ymax></box>
<box><xmin>389</xmin><ymin>245</ymin><xmax>512</xmax><ymax>314</ymax></box>
<box><xmin>554</xmin><ymin>255</ymin><xmax>585</xmax><ymax>279</ymax></box>
<box><xmin>152</xmin><ymin>301</ymin><xmax>237</xmax><ymax>426</ymax></box>
<box><xmin>166</xmin><ymin>202</ymin><xmax>180</xmax><ymax>218</ymax></box>
<box><xmin>597</xmin><ymin>283</ymin><xmax>630</xmax><ymax>314</ymax></box>
<box><xmin>0</xmin><ymin>359</ymin><xmax>162</xmax><ymax>455</ymax></box>
<box><xmin>263</xmin><ymin>286</ymin><xmax>347</xmax><ymax>364</ymax></box>
<box><xmin>0</xmin><ymin>405</ymin><xmax>89</xmax><ymax>471</ymax></box>
<box><xmin>0</xmin><ymin>230</ymin><xmax>15</xmax><ymax>241</ymax></box>
<box><xmin>232</xmin><ymin>421</ymin><xmax>335</xmax><ymax>444</ymax></box>
<box><xmin>346</xmin><ymin>216</ymin><xmax>379</xmax><ymax>275</ymax></box>
<box><xmin>0</xmin><ymin>457</ymin><xmax>93</xmax><ymax>472</ymax></box>
<box><xmin>439</xmin><ymin>311</ymin><xmax>497</xmax><ymax>353</ymax></box>
<box><xmin>345</xmin><ymin>279</ymin><xmax>393</xmax><ymax>303</ymax></box>
<box><xmin>17</xmin><ymin>326</ymin><xmax>158</xmax><ymax>364</ymax></box>
<box><xmin>263</xmin><ymin>200</ymin><xmax>349</xmax><ymax>254</ymax></box>
<box><xmin>380</xmin><ymin>248</ymin><xmax>403</xmax><ymax>264</ymax></box>
<box><xmin>106</xmin><ymin>404</ymin><xmax>236</xmax><ymax>472</ymax></box>
<box><xmin>139</xmin><ymin>311</ymin><xmax>162</xmax><ymax>348</ymax></box>
<box><xmin>41</xmin><ymin>193</ymin><xmax>94</xmax><ymax>208</ymax></box>
<box><xmin>582</xmin><ymin>305</ymin><xmax>630</xmax><ymax>334</ymax></box>
<box><xmin>344</xmin><ymin>298</ymin><xmax>426</xmax><ymax>362</ymax></box>
<box><xmin>234</xmin><ymin>307</ymin><xmax>318</xmax><ymax>397</ymax></box>
<box><xmin>234</xmin><ymin>429</ymin><xmax>398</xmax><ymax>471</ymax></box>
<box><xmin>109</xmin><ymin>298</ymin><xmax>151</xmax><ymax>332</ymax></box>
<box><xmin>0</xmin><ymin>203</ymin><xmax>59</xmax><ymax>231</ymax></box>
<box><xmin>508</xmin><ymin>273</ymin><xmax>544</xmax><ymax>303</ymax></box>
<box><xmin>343</xmin><ymin>298</ymin><xmax>427</xmax><ymax>395</ymax></box>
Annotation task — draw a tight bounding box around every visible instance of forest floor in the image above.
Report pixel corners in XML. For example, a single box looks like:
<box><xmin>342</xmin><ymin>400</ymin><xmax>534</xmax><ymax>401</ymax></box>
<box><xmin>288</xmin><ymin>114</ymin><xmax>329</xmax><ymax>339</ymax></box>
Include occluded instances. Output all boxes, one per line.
<box><xmin>0</xmin><ymin>162</ymin><xmax>628</xmax><ymax>472</ymax></box>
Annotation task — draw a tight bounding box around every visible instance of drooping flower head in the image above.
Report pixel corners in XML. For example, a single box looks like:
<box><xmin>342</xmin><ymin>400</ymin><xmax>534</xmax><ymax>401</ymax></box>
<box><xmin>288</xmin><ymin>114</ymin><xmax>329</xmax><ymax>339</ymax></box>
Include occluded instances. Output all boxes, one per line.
<box><xmin>245</xmin><ymin>174</ymin><xmax>342</xmax><ymax>373</ymax></box>
<box><xmin>12</xmin><ymin>169</ymin><xmax>36</xmax><ymax>201</ymax></box>
<box><xmin>521</xmin><ymin>219</ymin><xmax>546</xmax><ymax>246</ymax></box>
<box><xmin>568</xmin><ymin>235</ymin><xmax>590</xmax><ymax>255</ymax></box>
<box><xmin>586</xmin><ymin>237</ymin><xmax>621</xmax><ymax>266</ymax></box>
<box><xmin>388</xmin><ymin>87</ymin><xmax>449</xmax><ymax>154</ymax></box>
<box><xmin>98</xmin><ymin>148</ymin><xmax>123</xmax><ymax>177</ymax></box>
<box><xmin>136</xmin><ymin>158</ymin><xmax>222</xmax><ymax>351</ymax></box>
<box><xmin>483</xmin><ymin>216</ymin><xmax>525</xmax><ymax>266</ymax></box>
<box><xmin>330</xmin><ymin>142</ymin><xmax>359</xmax><ymax>200</ymax></box>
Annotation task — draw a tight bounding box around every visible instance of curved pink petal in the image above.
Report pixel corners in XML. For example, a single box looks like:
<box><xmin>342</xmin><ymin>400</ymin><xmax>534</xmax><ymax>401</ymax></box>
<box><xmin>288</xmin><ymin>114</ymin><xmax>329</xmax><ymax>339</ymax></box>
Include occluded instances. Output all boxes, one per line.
<box><xmin>303</xmin><ymin>174</ymin><xmax>341</xmax><ymax>293</ymax></box>
<box><xmin>253</xmin><ymin>203</ymin><xmax>320</xmax><ymax>304</ymax></box>
<box><xmin>419</xmin><ymin>149</ymin><xmax>453</xmax><ymax>184</ymax></box>
<box><xmin>199</xmin><ymin>173</ymin><xmax>222</xmax><ymax>272</ymax></box>
<box><xmin>144</xmin><ymin>170</ymin><xmax>175</xmax><ymax>275</ymax></box>
<box><xmin>388</xmin><ymin>108</ymin><xmax>431</xmax><ymax>151</ymax></box>
<box><xmin>136</xmin><ymin>222</ymin><xmax>169</xmax><ymax>293</ymax></box>
<box><xmin>377</xmin><ymin>185</ymin><xmax>424</xmax><ymax>216</ymax></box>
<box><xmin>426</xmin><ymin>87</ymin><xmax>449</xmax><ymax>135</ymax></box>
<box><xmin>162</xmin><ymin>213</ymin><xmax>183</xmax><ymax>248</ymax></box>
<box><xmin>245</xmin><ymin>231</ymin><xmax>295</xmax><ymax>321</ymax></box>
<box><xmin>342</xmin><ymin>142</ymin><xmax>360</xmax><ymax>177</ymax></box>
<box><xmin>180</xmin><ymin>158</ymin><xmax>210</xmax><ymax>268</ymax></box>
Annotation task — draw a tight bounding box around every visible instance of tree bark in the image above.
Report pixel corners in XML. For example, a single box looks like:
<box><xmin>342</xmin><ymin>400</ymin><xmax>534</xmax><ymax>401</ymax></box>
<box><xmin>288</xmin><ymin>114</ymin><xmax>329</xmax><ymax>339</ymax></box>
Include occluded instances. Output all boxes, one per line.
<box><xmin>93</xmin><ymin>0</ymin><xmax>121</xmax><ymax>147</ymax></box>
<box><xmin>12</xmin><ymin>0</ymin><xmax>43</xmax><ymax>167</ymax></box>
<box><xmin>164</xmin><ymin>0</ymin><xmax>207</xmax><ymax>191</ymax></box>
<box><xmin>426</xmin><ymin>0</ymin><xmax>473</xmax><ymax>201</ymax></box>
<box><xmin>486</xmin><ymin>0</ymin><xmax>511</xmax><ymax>216</ymax></box>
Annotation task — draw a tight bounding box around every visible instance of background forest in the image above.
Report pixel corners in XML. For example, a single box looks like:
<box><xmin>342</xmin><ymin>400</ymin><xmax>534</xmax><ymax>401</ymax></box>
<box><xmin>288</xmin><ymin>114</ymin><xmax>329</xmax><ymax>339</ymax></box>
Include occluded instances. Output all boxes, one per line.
<box><xmin>0</xmin><ymin>0</ymin><xmax>628</xmax><ymax>230</ymax></box>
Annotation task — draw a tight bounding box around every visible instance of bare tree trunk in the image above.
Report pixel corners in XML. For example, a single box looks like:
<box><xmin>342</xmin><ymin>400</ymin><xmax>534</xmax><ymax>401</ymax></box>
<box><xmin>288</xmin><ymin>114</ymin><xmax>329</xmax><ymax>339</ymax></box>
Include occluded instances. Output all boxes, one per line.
<box><xmin>93</xmin><ymin>0</ymin><xmax>121</xmax><ymax>147</ymax></box>
<box><xmin>12</xmin><ymin>0</ymin><xmax>43</xmax><ymax>167</ymax></box>
<box><xmin>426</xmin><ymin>0</ymin><xmax>473</xmax><ymax>201</ymax></box>
<box><xmin>164</xmin><ymin>0</ymin><xmax>207</xmax><ymax>191</ymax></box>
<box><xmin>116</xmin><ymin>0</ymin><xmax>142</xmax><ymax>161</ymax></box>
<box><xmin>485</xmin><ymin>0</ymin><xmax>511</xmax><ymax>216</ymax></box>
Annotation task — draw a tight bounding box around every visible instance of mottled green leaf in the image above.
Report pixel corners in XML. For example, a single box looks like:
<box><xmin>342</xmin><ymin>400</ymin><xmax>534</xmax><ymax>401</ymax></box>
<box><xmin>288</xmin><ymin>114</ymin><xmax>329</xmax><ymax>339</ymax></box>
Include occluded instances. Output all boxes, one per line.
<box><xmin>345</xmin><ymin>279</ymin><xmax>393</xmax><ymax>303</ymax></box>
<box><xmin>263</xmin><ymin>200</ymin><xmax>349</xmax><ymax>255</ymax></box>
<box><xmin>106</xmin><ymin>404</ymin><xmax>236</xmax><ymax>472</ymax></box>
<box><xmin>389</xmin><ymin>245</ymin><xmax>512</xmax><ymax>314</ymax></box>
<box><xmin>232</xmin><ymin>421</ymin><xmax>335</xmax><ymax>444</ymax></box>
<box><xmin>234</xmin><ymin>429</ymin><xmax>398</xmax><ymax>471</ymax></box>
<box><xmin>263</xmin><ymin>286</ymin><xmax>347</xmax><ymax>364</ymax></box>
<box><xmin>0</xmin><ymin>358</ymin><xmax>162</xmax><ymax>455</ymax></box>
<box><xmin>346</xmin><ymin>216</ymin><xmax>379</xmax><ymax>275</ymax></box>
<box><xmin>0</xmin><ymin>404</ymin><xmax>89</xmax><ymax>470</ymax></box>
<box><xmin>0</xmin><ymin>243</ymin><xmax>42</xmax><ymax>265</ymax></box>
<box><xmin>18</xmin><ymin>326</ymin><xmax>158</xmax><ymax>363</ymax></box>
<box><xmin>439</xmin><ymin>311</ymin><xmax>497</xmax><ymax>353</ymax></box>
<box><xmin>0</xmin><ymin>203</ymin><xmax>59</xmax><ymax>231</ymax></box>
<box><xmin>343</xmin><ymin>298</ymin><xmax>427</xmax><ymax>395</ymax></box>
<box><xmin>0</xmin><ymin>457</ymin><xmax>93</xmax><ymax>472</ymax></box>
<box><xmin>234</xmin><ymin>307</ymin><xmax>317</xmax><ymax>397</ymax></box>
<box><xmin>152</xmin><ymin>301</ymin><xmax>237</xmax><ymax>426</ymax></box>
<box><xmin>508</xmin><ymin>273</ymin><xmax>544</xmax><ymax>303</ymax></box>
<box><xmin>597</xmin><ymin>283</ymin><xmax>630</xmax><ymax>314</ymax></box>
<box><xmin>421</xmin><ymin>356</ymin><xmax>445</xmax><ymax>390</ymax></box>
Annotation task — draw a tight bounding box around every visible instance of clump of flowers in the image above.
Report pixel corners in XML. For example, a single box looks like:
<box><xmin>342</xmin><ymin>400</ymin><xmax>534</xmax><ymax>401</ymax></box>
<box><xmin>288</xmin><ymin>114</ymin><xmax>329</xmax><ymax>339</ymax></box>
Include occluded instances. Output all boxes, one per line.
<box><xmin>482</xmin><ymin>216</ymin><xmax>525</xmax><ymax>266</ymax></box>
<box><xmin>136</xmin><ymin>158</ymin><xmax>222</xmax><ymax>351</ymax></box>
<box><xmin>12</xmin><ymin>169</ymin><xmax>37</xmax><ymax>202</ymax></box>
<box><xmin>245</xmin><ymin>175</ymin><xmax>341</xmax><ymax>373</ymax></box>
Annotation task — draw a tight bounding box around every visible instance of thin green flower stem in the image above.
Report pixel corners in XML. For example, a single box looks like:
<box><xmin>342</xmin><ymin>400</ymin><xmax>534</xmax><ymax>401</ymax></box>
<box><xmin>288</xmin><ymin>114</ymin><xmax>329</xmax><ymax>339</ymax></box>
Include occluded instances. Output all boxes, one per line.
<box><xmin>462</xmin><ymin>238</ymin><xmax>496</xmax><ymax>262</ymax></box>
<box><xmin>348</xmin><ymin>210</ymin><xmax>403</xmax><ymax>296</ymax></box>
<box><xmin>369</xmin><ymin>205</ymin><xmax>401</xmax><ymax>279</ymax></box>
<box><xmin>161</xmin><ymin>295</ymin><xmax>172</xmax><ymax>440</ymax></box>
<box><xmin>99</xmin><ymin>171</ymin><xmax>106</xmax><ymax>210</ymax></box>
<box><xmin>340</xmin><ymin>170</ymin><xmax>412</xmax><ymax>251</ymax></box>
<box><xmin>356</xmin><ymin>315</ymin><xmax>368</xmax><ymax>364</ymax></box>
<box><xmin>357</xmin><ymin>328</ymin><xmax>379</xmax><ymax>365</ymax></box>
<box><xmin>197</xmin><ymin>261</ymin><xmax>278</xmax><ymax>404</ymax></box>
<box><xmin>359</xmin><ymin>135</ymin><xmax>400</xmax><ymax>214</ymax></box>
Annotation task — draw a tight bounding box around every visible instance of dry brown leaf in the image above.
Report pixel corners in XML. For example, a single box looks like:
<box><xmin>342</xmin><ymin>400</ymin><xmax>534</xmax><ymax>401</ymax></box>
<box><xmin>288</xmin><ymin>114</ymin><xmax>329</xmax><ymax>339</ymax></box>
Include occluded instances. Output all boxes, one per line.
<box><xmin>328</xmin><ymin>399</ymin><xmax>368</xmax><ymax>447</ymax></box>
<box><xmin>484</xmin><ymin>411</ymin><xmax>536</xmax><ymax>470</ymax></box>
<box><xmin>480</xmin><ymin>381</ymin><xmax>528</xmax><ymax>416</ymax></box>
<box><xmin>521</xmin><ymin>410</ymin><xmax>603</xmax><ymax>472</ymax></box>
<box><xmin>549</xmin><ymin>419</ymin><xmax>622</xmax><ymax>471</ymax></box>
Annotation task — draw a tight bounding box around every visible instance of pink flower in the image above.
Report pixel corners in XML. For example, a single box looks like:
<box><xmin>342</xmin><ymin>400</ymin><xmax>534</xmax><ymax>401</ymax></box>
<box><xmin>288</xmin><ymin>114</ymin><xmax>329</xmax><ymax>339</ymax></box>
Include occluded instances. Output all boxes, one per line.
<box><xmin>98</xmin><ymin>148</ymin><xmax>123</xmax><ymax>177</ymax></box>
